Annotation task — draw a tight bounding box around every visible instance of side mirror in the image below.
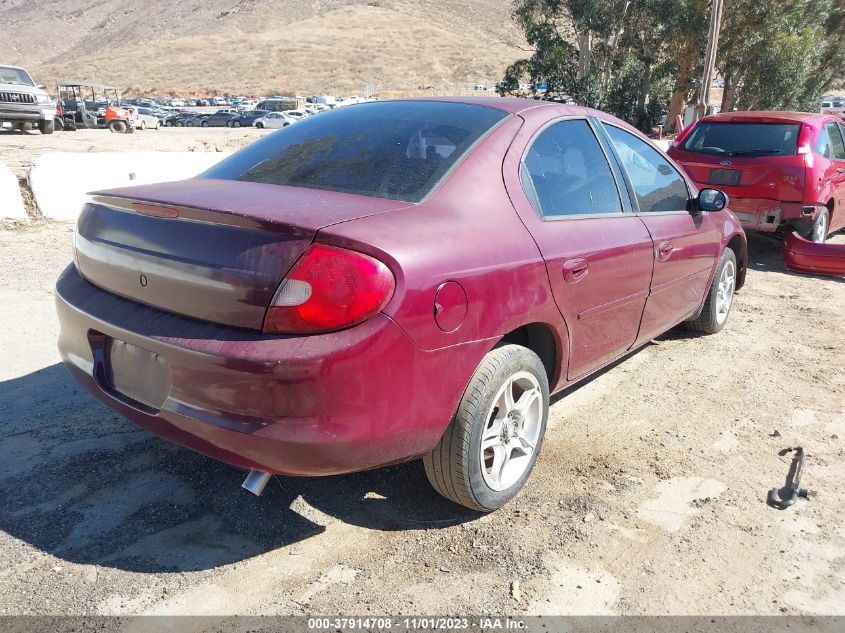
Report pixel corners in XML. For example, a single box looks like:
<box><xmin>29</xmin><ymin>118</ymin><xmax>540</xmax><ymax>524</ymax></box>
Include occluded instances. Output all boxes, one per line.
<box><xmin>37</xmin><ymin>84</ymin><xmax>47</xmax><ymax>90</ymax></box>
<box><xmin>698</xmin><ymin>188</ymin><xmax>728</xmax><ymax>212</ymax></box>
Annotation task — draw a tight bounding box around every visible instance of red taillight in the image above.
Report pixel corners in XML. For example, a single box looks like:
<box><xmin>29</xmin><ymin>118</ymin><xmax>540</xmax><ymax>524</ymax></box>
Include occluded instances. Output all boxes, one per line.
<box><xmin>263</xmin><ymin>244</ymin><xmax>395</xmax><ymax>334</ymax></box>
<box><xmin>797</xmin><ymin>123</ymin><xmax>815</xmax><ymax>167</ymax></box>
<box><xmin>671</xmin><ymin>121</ymin><xmax>697</xmax><ymax>149</ymax></box>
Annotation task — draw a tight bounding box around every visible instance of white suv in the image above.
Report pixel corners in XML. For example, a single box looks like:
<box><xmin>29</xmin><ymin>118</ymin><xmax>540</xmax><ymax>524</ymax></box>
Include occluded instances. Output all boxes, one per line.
<box><xmin>0</xmin><ymin>65</ymin><xmax>55</xmax><ymax>134</ymax></box>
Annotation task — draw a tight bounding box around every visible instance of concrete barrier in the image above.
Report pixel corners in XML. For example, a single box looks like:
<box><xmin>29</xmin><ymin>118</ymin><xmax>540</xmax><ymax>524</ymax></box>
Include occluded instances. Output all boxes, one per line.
<box><xmin>29</xmin><ymin>151</ymin><xmax>232</xmax><ymax>220</ymax></box>
<box><xmin>0</xmin><ymin>162</ymin><xmax>27</xmax><ymax>220</ymax></box>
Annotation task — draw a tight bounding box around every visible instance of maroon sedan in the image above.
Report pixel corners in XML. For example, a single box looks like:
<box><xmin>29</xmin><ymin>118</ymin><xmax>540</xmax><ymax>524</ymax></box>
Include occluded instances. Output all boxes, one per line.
<box><xmin>56</xmin><ymin>97</ymin><xmax>747</xmax><ymax>511</ymax></box>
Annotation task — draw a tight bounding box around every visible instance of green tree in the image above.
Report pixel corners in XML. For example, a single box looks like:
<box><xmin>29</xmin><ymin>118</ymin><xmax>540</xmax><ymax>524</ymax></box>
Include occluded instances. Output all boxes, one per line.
<box><xmin>499</xmin><ymin>0</ymin><xmax>845</xmax><ymax>132</ymax></box>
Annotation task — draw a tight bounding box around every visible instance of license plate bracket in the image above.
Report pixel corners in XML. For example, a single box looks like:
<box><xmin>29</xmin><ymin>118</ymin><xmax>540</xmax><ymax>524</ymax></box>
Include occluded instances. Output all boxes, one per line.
<box><xmin>105</xmin><ymin>338</ymin><xmax>171</xmax><ymax>410</ymax></box>
<box><xmin>708</xmin><ymin>168</ymin><xmax>741</xmax><ymax>186</ymax></box>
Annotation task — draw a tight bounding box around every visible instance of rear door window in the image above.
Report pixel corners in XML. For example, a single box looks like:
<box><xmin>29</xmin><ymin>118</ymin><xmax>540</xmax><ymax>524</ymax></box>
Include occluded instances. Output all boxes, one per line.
<box><xmin>521</xmin><ymin>119</ymin><xmax>622</xmax><ymax>218</ymax></box>
<box><xmin>604</xmin><ymin>124</ymin><xmax>690</xmax><ymax>213</ymax></box>
<box><xmin>680</xmin><ymin>122</ymin><xmax>801</xmax><ymax>157</ymax></box>
<box><xmin>827</xmin><ymin>122</ymin><xmax>845</xmax><ymax>160</ymax></box>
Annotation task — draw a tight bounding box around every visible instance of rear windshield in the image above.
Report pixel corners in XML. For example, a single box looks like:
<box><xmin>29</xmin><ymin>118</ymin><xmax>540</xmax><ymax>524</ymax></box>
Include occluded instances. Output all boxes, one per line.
<box><xmin>203</xmin><ymin>101</ymin><xmax>509</xmax><ymax>202</ymax></box>
<box><xmin>681</xmin><ymin>122</ymin><xmax>801</xmax><ymax>157</ymax></box>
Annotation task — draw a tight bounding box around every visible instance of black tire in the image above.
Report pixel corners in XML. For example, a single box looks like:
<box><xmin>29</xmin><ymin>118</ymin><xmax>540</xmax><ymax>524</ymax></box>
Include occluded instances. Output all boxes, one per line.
<box><xmin>139</xmin><ymin>120</ymin><xmax>146</xmax><ymax>130</ymax></box>
<box><xmin>255</xmin><ymin>122</ymin><xmax>263</xmax><ymax>129</ymax></box>
<box><xmin>38</xmin><ymin>119</ymin><xmax>54</xmax><ymax>135</ymax></box>
<box><xmin>186</xmin><ymin>121</ymin><xmax>193</xmax><ymax>127</ymax></box>
<box><xmin>232</xmin><ymin>120</ymin><xmax>241</xmax><ymax>128</ymax></box>
<box><xmin>423</xmin><ymin>344</ymin><xmax>549</xmax><ymax>512</ymax></box>
<box><xmin>176</xmin><ymin>121</ymin><xmax>184</xmax><ymax>127</ymax></box>
<box><xmin>201</xmin><ymin>120</ymin><xmax>208</xmax><ymax>127</ymax></box>
<box><xmin>686</xmin><ymin>248</ymin><xmax>737</xmax><ymax>334</ymax></box>
<box><xmin>108</xmin><ymin>120</ymin><xmax>127</xmax><ymax>134</ymax></box>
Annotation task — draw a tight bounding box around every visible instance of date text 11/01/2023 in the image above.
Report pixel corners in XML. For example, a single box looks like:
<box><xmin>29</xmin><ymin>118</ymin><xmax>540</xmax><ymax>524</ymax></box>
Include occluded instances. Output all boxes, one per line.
<box><xmin>307</xmin><ymin>618</ymin><xmax>527</xmax><ymax>630</ymax></box>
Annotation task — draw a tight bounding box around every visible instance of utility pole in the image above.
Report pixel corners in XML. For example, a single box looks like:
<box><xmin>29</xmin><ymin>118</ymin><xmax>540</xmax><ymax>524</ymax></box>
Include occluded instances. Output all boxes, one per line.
<box><xmin>697</xmin><ymin>0</ymin><xmax>723</xmax><ymax>120</ymax></box>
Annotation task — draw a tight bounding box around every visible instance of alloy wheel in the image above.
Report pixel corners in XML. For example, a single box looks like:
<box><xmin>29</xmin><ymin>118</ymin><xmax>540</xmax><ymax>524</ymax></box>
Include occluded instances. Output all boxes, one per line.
<box><xmin>715</xmin><ymin>260</ymin><xmax>736</xmax><ymax>326</ymax></box>
<box><xmin>479</xmin><ymin>371</ymin><xmax>543</xmax><ymax>491</ymax></box>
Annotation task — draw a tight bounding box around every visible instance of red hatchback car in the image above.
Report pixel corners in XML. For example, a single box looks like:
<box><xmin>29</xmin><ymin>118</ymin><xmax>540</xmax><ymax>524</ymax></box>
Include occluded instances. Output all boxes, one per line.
<box><xmin>668</xmin><ymin>111</ymin><xmax>845</xmax><ymax>243</ymax></box>
<box><xmin>56</xmin><ymin>98</ymin><xmax>747</xmax><ymax>511</ymax></box>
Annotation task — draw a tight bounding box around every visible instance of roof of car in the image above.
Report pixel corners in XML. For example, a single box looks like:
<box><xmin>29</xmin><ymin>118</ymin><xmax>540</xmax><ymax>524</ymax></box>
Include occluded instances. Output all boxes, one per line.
<box><xmin>396</xmin><ymin>95</ymin><xmax>581</xmax><ymax>115</ymax></box>
<box><xmin>701</xmin><ymin>111</ymin><xmax>827</xmax><ymax>123</ymax></box>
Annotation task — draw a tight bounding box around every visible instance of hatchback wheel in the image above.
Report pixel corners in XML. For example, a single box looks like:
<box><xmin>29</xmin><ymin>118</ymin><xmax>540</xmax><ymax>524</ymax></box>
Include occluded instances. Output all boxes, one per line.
<box><xmin>424</xmin><ymin>344</ymin><xmax>549</xmax><ymax>511</ymax></box>
<box><xmin>686</xmin><ymin>248</ymin><xmax>737</xmax><ymax>334</ymax></box>
<box><xmin>810</xmin><ymin>208</ymin><xmax>829</xmax><ymax>243</ymax></box>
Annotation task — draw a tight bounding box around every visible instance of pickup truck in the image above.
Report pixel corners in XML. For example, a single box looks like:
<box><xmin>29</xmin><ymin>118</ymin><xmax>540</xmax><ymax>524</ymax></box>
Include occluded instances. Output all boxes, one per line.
<box><xmin>0</xmin><ymin>65</ymin><xmax>56</xmax><ymax>134</ymax></box>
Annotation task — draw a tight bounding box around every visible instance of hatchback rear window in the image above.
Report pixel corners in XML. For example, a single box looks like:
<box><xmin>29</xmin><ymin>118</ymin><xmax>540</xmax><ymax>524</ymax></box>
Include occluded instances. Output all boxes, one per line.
<box><xmin>681</xmin><ymin>122</ymin><xmax>801</xmax><ymax>157</ymax></box>
<box><xmin>203</xmin><ymin>101</ymin><xmax>509</xmax><ymax>202</ymax></box>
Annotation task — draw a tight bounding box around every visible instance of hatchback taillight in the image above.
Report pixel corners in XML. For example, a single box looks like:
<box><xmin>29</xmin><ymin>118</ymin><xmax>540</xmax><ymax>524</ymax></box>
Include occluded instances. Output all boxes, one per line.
<box><xmin>263</xmin><ymin>244</ymin><xmax>395</xmax><ymax>334</ymax></box>
<box><xmin>671</xmin><ymin>120</ymin><xmax>697</xmax><ymax>149</ymax></box>
<box><xmin>797</xmin><ymin>123</ymin><xmax>815</xmax><ymax>167</ymax></box>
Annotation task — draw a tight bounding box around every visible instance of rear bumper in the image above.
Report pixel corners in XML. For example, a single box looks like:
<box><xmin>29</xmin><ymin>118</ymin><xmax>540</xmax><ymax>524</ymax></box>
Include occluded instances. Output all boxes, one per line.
<box><xmin>56</xmin><ymin>265</ymin><xmax>484</xmax><ymax>476</ymax></box>
<box><xmin>783</xmin><ymin>231</ymin><xmax>845</xmax><ymax>277</ymax></box>
<box><xmin>727</xmin><ymin>198</ymin><xmax>805</xmax><ymax>232</ymax></box>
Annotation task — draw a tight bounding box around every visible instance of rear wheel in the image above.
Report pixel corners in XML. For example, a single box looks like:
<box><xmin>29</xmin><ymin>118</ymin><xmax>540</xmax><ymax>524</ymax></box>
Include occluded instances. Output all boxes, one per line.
<box><xmin>39</xmin><ymin>119</ymin><xmax>55</xmax><ymax>135</ymax></box>
<box><xmin>810</xmin><ymin>208</ymin><xmax>829</xmax><ymax>243</ymax></box>
<box><xmin>686</xmin><ymin>248</ymin><xmax>737</xmax><ymax>334</ymax></box>
<box><xmin>255</xmin><ymin>122</ymin><xmax>263</xmax><ymax>128</ymax></box>
<box><xmin>232</xmin><ymin>120</ymin><xmax>241</xmax><ymax>128</ymax></box>
<box><xmin>201</xmin><ymin>120</ymin><xmax>209</xmax><ymax>127</ymax></box>
<box><xmin>423</xmin><ymin>344</ymin><xmax>549</xmax><ymax>512</ymax></box>
<box><xmin>108</xmin><ymin>120</ymin><xmax>127</xmax><ymax>134</ymax></box>
<box><xmin>139</xmin><ymin>120</ymin><xmax>146</xmax><ymax>130</ymax></box>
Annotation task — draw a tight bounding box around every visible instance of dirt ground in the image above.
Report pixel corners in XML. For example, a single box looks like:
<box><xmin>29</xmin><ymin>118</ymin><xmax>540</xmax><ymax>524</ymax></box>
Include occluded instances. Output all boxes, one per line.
<box><xmin>1</xmin><ymin>221</ymin><xmax>843</xmax><ymax>617</ymax></box>
<box><xmin>1</xmin><ymin>125</ymin><xmax>844</xmax><ymax>617</ymax></box>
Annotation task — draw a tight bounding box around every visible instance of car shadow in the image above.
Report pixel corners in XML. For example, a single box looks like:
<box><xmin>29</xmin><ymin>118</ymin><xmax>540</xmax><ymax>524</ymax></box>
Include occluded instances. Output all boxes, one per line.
<box><xmin>0</xmin><ymin>364</ymin><xmax>477</xmax><ymax>574</ymax></box>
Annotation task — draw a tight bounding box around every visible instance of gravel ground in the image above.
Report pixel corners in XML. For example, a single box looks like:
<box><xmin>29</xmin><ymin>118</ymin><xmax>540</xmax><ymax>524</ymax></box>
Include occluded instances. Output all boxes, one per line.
<box><xmin>1</xmin><ymin>222</ymin><xmax>843</xmax><ymax>617</ymax></box>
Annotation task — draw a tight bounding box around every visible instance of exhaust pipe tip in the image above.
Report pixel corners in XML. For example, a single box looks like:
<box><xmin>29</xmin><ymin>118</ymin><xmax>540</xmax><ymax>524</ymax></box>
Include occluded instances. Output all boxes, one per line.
<box><xmin>242</xmin><ymin>470</ymin><xmax>272</xmax><ymax>496</ymax></box>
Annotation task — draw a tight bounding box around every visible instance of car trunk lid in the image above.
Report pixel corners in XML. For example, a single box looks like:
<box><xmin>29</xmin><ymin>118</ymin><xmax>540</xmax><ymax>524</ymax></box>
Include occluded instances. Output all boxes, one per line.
<box><xmin>74</xmin><ymin>178</ymin><xmax>409</xmax><ymax>330</ymax></box>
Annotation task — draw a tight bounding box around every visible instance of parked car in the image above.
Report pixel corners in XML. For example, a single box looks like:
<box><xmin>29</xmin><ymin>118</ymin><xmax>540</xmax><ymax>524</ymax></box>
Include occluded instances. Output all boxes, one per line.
<box><xmin>175</xmin><ymin>113</ymin><xmax>208</xmax><ymax>127</ymax></box>
<box><xmin>0</xmin><ymin>64</ymin><xmax>56</xmax><ymax>134</ymax></box>
<box><xmin>669</xmin><ymin>111</ymin><xmax>845</xmax><ymax>242</ymax></box>
<box><xmin>253</xmin><ymin>111</ymin><xmax>295</xmax><ymax>128</ymax></box>
<box><xmin>256</xmin><ymin>98</ymin><xmax>298</xmax><ymax>112</ymax></box>
<box><xmin>127</xmin><ymin>106</ymin><xmax>161</xmax><ymax>130</ymax></box>
<box><xmin>170</xmin><ymin>99</ymin><xmax>186</xmax><ymax>107</ymax></box>
<box><xmin>163</xmin><ymin>113</ymin><xmax>183</xmax><ymax>127</ymax></box>
<box><xmin>228</xmin><ymin>109</ymin><xmax>270</xmax><ymax>127</ymax></box>
<box><xmin>200</xmin><ymin>109</ymin><xmax>237</xmax><ymax>127</ymax></box>
<box><xmin>55</xmin><ymin>98</ymin><xmax>746</xmax><ymax>511</ymax></box>
<box><xmin>282</xmin><ymin>109</ymin><xmax>309</xmax><ymax>121</ymax></box>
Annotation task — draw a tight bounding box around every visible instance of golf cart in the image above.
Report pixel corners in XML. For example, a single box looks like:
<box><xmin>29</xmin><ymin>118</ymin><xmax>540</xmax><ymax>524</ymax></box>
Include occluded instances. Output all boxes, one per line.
<box><xmin>56</xmin><ymin>81</ymin><xmax>136</xmax><ymax>133</ymax></box>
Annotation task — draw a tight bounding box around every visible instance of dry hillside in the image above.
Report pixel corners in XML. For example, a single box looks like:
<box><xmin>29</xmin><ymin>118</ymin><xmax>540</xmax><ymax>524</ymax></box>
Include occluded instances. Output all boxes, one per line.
<box><xmin>0</xmin><ymin>0</ymin><xmax>528</xmax><ymax>96</ymax></box>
